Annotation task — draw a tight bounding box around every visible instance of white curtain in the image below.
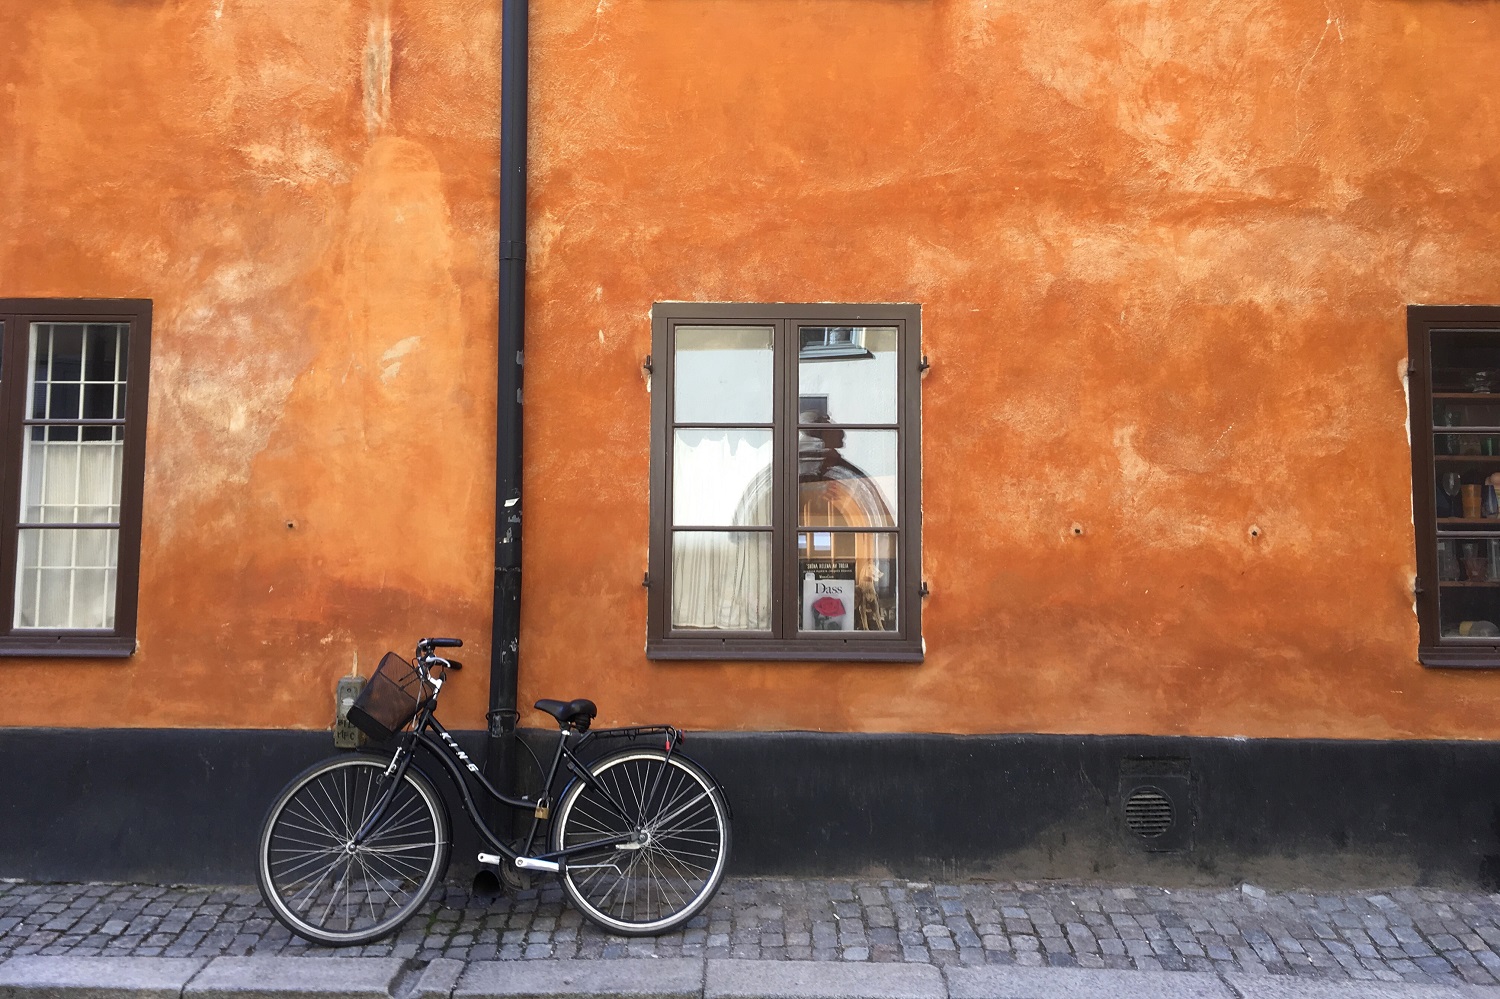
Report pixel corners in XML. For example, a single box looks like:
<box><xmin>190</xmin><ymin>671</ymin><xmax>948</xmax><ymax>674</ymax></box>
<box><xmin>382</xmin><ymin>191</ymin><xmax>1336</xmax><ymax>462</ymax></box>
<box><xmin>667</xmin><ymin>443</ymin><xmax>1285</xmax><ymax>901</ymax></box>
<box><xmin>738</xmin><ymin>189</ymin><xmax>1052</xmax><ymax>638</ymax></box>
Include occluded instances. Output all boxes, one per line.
<box><xmin>14</xmin><ymin>438</ymin><xmax>121</xmax><ymax>629</ymax></box>
<box><xmin>671</xmin><ymin>463</ymin><xmax>774</xmax><ymax>630</ymax></box>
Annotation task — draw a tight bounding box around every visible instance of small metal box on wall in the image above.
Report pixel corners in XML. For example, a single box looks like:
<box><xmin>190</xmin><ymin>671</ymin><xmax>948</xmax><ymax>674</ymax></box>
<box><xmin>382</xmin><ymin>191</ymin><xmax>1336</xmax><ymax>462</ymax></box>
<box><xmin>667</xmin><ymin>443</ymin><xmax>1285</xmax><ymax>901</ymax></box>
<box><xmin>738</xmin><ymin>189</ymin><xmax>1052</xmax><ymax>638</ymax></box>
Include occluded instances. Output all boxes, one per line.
<box><xmin>333</xmin><ymin>675</ymin><xmax>367</xmax><ymax>749</ymax></box>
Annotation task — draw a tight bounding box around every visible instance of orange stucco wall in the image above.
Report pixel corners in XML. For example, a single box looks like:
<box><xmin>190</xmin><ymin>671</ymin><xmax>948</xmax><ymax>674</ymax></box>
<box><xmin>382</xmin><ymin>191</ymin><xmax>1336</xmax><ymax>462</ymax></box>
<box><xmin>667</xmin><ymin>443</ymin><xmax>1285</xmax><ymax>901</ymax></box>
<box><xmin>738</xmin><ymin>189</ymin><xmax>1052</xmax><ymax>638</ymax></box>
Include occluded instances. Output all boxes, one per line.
<box><xmin>3</xmin><ymin>0</ymin><xmax>1500</xmax><ymax>739</ymax></box>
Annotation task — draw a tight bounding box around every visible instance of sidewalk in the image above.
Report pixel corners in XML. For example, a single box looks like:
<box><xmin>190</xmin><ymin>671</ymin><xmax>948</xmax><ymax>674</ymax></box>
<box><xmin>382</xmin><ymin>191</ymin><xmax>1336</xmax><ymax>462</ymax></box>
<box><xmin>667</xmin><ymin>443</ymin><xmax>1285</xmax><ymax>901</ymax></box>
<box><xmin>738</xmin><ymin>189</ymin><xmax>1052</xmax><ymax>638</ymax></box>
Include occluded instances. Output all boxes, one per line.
<box><xmin>5</xmin><ymin>877</ymin><xmax>1500</xmax><ymax>997</ymax></box>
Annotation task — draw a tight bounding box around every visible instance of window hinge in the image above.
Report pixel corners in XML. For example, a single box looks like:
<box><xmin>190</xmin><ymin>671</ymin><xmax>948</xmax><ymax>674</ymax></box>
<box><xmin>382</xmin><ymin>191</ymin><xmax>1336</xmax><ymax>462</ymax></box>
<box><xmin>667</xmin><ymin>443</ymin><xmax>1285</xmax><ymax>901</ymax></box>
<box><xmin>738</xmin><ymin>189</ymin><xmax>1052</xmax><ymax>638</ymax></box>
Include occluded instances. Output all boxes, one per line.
<box><xmin>919</xmin><ymin>355</ymin><xmax>930</xmax><ymax>372</ymax></box>
<box><xmin>919</xmin><ymin>580</ymin><xmax>930</xmax><ymax>598</ymax></box>
<box><xmin>642</xmin><ymin>355</ymin><xmax>653</xmax><ymax>375</ymax></box>
<box><xmin>643</xmin><ymin>572</ymin><xmax>651</xmax><ymax>588</ymax></box>
<box><xmin>1407</xmin><ymin>359</ymin><xmax>1417</xmax><ymax>377</ymax></box>
<box><xmin>1413</xmin><ymin>578</ymin><xmax>1425</xmax><ymax>595</ymax></box>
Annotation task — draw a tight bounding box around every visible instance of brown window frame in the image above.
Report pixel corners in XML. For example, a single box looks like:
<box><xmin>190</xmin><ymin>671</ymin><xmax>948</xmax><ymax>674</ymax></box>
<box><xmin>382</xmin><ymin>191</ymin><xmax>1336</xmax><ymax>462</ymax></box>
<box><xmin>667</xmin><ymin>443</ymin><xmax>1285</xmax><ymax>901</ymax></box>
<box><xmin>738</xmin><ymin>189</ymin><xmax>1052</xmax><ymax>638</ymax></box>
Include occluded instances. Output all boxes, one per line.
<box><xmin>0</xmin><ymin>299</ymin><xmax>151</xmax><ymax>658</ymax></box>
<box><xmin>647</xmin><ymin>302</ymin><xmax>922</xmax><ymax>662</ymax></box>
<box><xmin>1408</xmin><ymin>304</ymin><xmax>1500</xmax><ymax>668</ymax></box>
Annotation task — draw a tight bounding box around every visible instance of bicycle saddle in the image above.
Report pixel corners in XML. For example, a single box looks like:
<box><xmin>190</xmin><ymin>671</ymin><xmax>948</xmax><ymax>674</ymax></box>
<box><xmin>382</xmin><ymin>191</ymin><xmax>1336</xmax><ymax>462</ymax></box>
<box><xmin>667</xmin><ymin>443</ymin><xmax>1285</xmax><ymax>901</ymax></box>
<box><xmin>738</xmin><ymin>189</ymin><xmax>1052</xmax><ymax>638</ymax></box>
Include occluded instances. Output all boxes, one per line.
<box><xmin>534</xmin><ymin>697</ymin><xmax>597</xmax><ymax>730</ymax></box>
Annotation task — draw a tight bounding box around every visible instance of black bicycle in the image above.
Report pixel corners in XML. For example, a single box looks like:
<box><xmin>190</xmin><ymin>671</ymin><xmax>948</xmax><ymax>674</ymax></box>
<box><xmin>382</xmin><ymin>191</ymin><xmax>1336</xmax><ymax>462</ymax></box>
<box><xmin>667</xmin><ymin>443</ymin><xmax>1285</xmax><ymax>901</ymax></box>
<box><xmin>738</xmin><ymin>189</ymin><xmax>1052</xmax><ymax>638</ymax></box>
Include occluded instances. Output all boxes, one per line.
<box><xmin>255</xmin><ymin>637</ymin><xmax>732</xmax><ymax>946</ymax></box>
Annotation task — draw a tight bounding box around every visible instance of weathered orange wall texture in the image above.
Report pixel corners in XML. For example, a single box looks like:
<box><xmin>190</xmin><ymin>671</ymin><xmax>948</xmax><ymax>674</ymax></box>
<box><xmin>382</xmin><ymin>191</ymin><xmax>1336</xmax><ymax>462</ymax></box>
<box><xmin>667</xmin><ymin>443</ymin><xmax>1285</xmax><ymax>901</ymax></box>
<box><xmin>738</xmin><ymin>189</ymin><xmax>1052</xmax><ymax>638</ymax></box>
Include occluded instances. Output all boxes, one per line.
<box><xmin>3</xmin><ymin>0</ymin><xmax>1500</xmax><ymax>740</ymax></box>
<box><xmin>0</xmin><ymin>1</ymin><xmax>502</xmax><ymax>729</ymax></box>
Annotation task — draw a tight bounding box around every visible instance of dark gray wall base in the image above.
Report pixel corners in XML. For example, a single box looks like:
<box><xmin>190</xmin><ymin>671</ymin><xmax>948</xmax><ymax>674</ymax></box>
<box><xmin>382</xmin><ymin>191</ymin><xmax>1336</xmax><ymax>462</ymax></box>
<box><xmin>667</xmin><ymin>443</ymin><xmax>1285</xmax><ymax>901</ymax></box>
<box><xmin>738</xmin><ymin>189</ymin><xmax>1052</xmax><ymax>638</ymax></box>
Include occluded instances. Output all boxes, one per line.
<box><xmin>3</xmin><ymin>728</ymin><xmax>1499</xmax><ymax>888</ymax></box>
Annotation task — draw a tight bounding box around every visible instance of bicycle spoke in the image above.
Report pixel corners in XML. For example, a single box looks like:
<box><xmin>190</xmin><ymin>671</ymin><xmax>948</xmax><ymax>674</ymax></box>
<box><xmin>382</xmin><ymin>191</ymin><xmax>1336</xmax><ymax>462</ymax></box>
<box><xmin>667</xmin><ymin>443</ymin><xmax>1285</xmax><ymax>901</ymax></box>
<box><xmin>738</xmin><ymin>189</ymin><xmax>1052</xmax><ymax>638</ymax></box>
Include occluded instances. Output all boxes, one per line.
<box><xmin>259</xmin><ymin>757</ymin><xmax>446</xmax><ymax>946</ymax></box>
<box><xmin>555</xmin><ymin>751</ymin><xmax>728</xmax><ymax>934</ymax></box>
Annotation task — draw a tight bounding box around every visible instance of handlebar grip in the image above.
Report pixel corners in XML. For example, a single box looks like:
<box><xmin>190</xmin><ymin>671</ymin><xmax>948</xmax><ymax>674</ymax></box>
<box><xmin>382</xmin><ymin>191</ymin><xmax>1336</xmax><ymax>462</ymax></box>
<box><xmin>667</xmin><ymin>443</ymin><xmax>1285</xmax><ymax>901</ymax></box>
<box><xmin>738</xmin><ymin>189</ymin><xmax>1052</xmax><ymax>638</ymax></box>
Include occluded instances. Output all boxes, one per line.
<box><xmin>421</xmin><ymin>637</ymin><xmax>464</xmax><ymax>649</ymax></box>
<box><xmin>442</xmin><ymin>659</ymin><xmax>463</xmax><ymax>670</ymax></box>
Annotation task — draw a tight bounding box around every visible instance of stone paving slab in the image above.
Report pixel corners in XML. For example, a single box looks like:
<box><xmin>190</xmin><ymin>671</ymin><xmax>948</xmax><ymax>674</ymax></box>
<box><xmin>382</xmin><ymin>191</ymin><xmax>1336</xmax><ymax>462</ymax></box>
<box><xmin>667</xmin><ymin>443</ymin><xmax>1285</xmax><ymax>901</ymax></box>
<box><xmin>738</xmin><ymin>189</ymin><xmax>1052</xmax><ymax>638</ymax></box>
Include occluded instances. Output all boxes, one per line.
<box><xmin>183</xmin><ymin>957</ymin><xmax>406</xmax><ymax>999</ymax></box>
<box><xmin>946</xmin><ymin>966</ymin><xmax>1230</xmax><ymax>998</ymax></box>
<box><xmin>454</xmin><ymin>959</ymin><xmax>702</xmax><ymax>999</ymax></box>
<box><xmin>705</xmin><ymin>960</ymin><xmax>942</xmax><ymax>999</ymax></box>
<box><xmin>0</xmin><ymin>957</ymin><xmax>206</xmax><ymax>999</ymax></box>
<box><xmin>415</xmin><ymin>960</ymin><xmax>467</xmax><ymax>999</ymax></box>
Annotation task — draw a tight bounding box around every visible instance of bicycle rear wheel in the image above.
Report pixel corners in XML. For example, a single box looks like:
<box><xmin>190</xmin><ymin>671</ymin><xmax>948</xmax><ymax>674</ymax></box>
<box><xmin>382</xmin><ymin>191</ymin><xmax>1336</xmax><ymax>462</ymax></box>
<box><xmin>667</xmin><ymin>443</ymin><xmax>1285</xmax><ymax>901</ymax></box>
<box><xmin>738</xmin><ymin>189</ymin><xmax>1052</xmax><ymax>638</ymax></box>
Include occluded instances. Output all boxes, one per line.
<box><xmin>257</xmin><ymin>754</ymin><xmax>449</xmax><ymax>946</ymax></box>
<box><xmin>551</xmin><ymin>748</ymin><xmax>731</xmax><ymax>935</ymax></box>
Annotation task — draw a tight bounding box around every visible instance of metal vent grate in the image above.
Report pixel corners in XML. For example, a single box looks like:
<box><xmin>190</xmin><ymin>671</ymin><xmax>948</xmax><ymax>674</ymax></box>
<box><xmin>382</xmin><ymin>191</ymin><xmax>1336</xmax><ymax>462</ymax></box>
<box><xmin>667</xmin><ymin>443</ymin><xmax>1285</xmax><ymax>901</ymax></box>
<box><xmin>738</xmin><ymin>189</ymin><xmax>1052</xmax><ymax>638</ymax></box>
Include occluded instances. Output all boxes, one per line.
<box><xmin>1123</xmin><ymin>786</ymin><xmax>1174</xmax><ymax>838</ymax></box>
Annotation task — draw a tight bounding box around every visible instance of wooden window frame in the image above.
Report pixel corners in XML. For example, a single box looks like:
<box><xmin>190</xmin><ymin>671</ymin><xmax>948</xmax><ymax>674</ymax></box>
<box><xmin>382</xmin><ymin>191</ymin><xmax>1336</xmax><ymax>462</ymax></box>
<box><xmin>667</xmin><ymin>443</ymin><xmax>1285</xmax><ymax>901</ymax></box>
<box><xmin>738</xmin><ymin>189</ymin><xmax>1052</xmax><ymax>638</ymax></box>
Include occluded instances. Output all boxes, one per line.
<box><xmin>647</xmin><ymin>302</ymin><xmax>922</xmax><ymax>662</ymax></box>
<box><xmin>0</xmin><ymin>299</ymin><xmax>151</xmax><ymax>658</ymax></box>
<box><xmin>1408</xmin><ymin>304</ymin><xmax>1500</xmax><ymax>668</ymax></box>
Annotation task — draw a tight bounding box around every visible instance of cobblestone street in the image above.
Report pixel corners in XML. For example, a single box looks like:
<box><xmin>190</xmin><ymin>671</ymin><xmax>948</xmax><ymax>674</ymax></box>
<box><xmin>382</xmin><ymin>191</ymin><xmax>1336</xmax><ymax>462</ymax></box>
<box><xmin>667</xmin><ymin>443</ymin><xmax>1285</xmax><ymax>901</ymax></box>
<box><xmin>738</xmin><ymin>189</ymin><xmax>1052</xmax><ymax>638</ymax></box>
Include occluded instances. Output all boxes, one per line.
<box><xmin>5</xmin><ymin>877</ymin><xmax>1500</xmax><ymax>989</ymax></box>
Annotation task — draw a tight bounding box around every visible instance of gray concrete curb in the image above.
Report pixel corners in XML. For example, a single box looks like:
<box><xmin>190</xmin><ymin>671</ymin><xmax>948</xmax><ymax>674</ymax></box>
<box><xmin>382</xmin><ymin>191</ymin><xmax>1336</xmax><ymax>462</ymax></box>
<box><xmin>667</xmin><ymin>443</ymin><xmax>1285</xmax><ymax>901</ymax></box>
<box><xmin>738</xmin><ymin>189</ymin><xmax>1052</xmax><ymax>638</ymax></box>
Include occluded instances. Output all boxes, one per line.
<box><xmin>946</xmin><ymin>966</ymin><xmax>1231</xmax><ymax>998</ymax></box>
<box><xmin>1222</xmin><ymin>973</ymin><xmax>1500</xmax><ymax>998</ymax></box>
<box><xmin>185</xmin><ymin>958</ymin><xmax>407</xmax><ymax>999</ymax></box>
<box><xmin>5</xmin><ymin>957</ymin><xmax>1500</xmax><ymax>999</ymax></box>
<box><xmin>0</xmin><ymin>957</ymin><xmax>207</xmax><ymax>999</ymax></box>
<box><xmin>707</xmin><ymin>960</ymin><xmax>941</xmax><ymax>999</ymax></box>
<box><xmin>454</xmin><ymin>960</ymin><xmax>702</xmax><ymax>999</ymax></box>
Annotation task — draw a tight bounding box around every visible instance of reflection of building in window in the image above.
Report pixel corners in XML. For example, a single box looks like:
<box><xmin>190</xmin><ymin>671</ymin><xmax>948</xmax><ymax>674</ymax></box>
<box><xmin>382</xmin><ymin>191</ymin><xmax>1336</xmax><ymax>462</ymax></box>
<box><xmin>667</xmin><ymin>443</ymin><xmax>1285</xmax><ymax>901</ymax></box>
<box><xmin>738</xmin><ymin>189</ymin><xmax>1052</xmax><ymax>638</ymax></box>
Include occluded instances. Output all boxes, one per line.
<box><xmin>799</xmin><ymin>326</ymin><xmax>873</xmax><ymax>360</ymax></box>
<box><xmin>670</xmin><ymin>409</ymin><xmax>895</xmax><ymax>632</ymax></box>
<box><xmin>649</xmin><ymin>303</ymin><xmax>920</xmax><ymax>660</ymax></box>
<box><xmin>796</xmin><ymin>411</ymin><xmax>892</xmax><ymax>529</ymax></box>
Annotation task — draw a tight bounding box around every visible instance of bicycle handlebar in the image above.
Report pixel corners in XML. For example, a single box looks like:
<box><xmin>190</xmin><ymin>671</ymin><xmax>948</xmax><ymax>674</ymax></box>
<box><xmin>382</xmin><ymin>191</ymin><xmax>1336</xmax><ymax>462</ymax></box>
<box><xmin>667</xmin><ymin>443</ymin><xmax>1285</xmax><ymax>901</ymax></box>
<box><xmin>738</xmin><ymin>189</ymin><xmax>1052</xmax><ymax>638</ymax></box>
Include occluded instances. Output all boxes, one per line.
<box><xmin>418</xmin><ymin>637</ymin><xmax>463</xmax><ymax>649</ymax></box>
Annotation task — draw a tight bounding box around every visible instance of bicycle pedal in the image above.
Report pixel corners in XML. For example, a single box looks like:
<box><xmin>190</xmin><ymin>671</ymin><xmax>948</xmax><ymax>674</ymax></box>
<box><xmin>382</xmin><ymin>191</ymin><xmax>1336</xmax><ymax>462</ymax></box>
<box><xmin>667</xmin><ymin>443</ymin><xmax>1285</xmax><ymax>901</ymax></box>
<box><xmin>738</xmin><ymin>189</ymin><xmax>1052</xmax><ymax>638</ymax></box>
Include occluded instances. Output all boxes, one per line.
<box><xmin>477</xmin><ymin>852</ymin><xmax>503</xmax><ymax>867</ymax></box>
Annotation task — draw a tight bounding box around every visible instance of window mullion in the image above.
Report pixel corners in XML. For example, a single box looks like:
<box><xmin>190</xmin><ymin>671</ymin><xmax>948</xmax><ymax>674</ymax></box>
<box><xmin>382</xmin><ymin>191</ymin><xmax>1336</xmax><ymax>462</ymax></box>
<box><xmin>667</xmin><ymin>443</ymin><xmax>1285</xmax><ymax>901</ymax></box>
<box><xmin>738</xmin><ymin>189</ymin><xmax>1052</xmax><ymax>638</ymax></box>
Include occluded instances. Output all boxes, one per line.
<box><xmin>772</xmin><ymin>318</ymin><xmax>793</xmax><ymax>640</ymax></box>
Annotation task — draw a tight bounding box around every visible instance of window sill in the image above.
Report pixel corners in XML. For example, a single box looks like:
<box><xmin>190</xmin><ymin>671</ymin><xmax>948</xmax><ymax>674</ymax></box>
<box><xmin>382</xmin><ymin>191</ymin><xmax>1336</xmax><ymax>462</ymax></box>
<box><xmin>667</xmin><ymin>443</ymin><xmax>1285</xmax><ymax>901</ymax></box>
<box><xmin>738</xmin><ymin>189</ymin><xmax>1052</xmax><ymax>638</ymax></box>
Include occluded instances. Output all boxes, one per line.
<box><xmin>648</xmin><ymin>639</ymin><xmax>923</xmax><ymax>663</ymax></box>
<box><xmin>0</xmin><ymin>634</ymin><xmax>136</xmax><ymax>658</ymax></box>
<box><xmin>1419</xmin><ymin>645</ymin><xmax>1500</xmax><ymax>669</ymax></box>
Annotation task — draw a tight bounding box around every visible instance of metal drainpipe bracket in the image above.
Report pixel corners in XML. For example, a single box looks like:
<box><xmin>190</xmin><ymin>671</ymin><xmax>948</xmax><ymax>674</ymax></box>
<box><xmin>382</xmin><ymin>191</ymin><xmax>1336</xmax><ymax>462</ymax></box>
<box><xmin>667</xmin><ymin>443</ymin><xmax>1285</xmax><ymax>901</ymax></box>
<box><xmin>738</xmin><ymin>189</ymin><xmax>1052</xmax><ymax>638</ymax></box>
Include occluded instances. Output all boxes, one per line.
<box><xmin>487</xmin><ymin>707</ymin><xmax>520</xmax><ymax>738</ymax></box>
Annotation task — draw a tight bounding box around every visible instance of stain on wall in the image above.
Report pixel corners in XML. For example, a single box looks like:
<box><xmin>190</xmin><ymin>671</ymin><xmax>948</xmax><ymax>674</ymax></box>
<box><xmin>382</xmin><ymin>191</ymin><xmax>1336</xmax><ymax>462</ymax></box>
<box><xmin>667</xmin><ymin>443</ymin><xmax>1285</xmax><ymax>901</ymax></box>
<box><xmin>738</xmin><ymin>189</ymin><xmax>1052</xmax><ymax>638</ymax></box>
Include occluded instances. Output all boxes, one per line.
<box><xmin>0</xmin><ymin>0</ymin><xmax>499</xmax><ymax>728</ymax></box>
<box><xmin>2</xmin><ymin>0</ymin><xmax>1499</xmax><ymax>739</ymax></box>
<box><xmin>519</xmin><ymin>0</ymin><xmax>1500</xmax><ymax>740</ymax></box>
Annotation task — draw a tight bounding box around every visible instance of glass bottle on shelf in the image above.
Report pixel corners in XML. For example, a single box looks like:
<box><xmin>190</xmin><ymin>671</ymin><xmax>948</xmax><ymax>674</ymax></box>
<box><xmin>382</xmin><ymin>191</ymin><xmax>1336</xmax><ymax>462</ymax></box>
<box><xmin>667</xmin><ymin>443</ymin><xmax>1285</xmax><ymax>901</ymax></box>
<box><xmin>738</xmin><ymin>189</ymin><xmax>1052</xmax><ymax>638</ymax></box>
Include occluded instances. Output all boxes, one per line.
<box><xmin>1443</xmin><ymin>408</ymin><xmax>1461</xmax><ymax>455</ymax></box>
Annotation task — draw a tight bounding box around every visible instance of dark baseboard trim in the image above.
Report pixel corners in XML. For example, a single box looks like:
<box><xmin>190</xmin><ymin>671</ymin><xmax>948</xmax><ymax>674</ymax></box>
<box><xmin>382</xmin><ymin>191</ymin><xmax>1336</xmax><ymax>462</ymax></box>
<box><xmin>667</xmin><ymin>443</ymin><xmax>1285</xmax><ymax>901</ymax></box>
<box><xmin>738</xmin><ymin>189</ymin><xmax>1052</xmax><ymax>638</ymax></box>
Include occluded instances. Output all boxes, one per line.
<box><xmin>2</xmin><ymin>728</ymin><xmax>1498</xmax><ymax>888</ymax></box>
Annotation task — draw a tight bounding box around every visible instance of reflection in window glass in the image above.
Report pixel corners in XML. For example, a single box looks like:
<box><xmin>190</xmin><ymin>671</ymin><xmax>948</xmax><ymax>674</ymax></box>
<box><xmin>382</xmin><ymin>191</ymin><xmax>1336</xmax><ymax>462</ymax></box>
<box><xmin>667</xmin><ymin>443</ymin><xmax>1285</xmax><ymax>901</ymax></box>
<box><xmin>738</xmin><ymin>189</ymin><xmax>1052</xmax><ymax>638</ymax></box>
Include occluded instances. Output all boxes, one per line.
<box><xmin>798</xmin><ymin>428</ymin><xmax>897</xmax><ymax>527</ymax></box>
<box><xmin>673</xmin><ymin>429</ymin><xmax>772</xmax><ymax>526</ymax></box>
<box><xmin>798</xmin><ymin>326</ymin><xmax>897</xmax><ymax>425</ymax></box>
<box><xmin>797</xmin><ymin>532</ymin><xmax>896</xmax><ymax>632</ymax></box>
<box><xmin>675</xmin><ymin>325</ymin><xmax>774</xmax><ymax>424</ymax></box>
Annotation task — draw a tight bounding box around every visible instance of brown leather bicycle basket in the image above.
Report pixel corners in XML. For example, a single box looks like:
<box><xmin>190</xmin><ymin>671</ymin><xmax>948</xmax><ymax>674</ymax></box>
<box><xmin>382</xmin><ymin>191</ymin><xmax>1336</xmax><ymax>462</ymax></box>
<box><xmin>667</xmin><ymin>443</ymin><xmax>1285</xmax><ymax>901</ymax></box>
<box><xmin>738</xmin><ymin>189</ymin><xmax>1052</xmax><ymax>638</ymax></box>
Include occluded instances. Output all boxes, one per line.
<box><xmin>347</xmin><ymin>652</ymin><xmax>430</xmax><ymax>741</ymax></box>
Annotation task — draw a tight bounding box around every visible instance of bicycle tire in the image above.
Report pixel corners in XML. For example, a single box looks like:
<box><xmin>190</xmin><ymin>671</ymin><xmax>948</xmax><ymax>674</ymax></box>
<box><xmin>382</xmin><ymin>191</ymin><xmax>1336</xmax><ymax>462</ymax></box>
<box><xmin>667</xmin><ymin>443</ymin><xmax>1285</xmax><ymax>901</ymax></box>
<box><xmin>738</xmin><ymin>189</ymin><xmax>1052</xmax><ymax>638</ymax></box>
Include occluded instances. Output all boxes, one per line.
<box><xmin>551</xmin><ymin>748</ymin><xmax>731</xmax><ymax>935</ymax></box>
<box><xmin>257</xmin><ymin>753</ymin><xmax>449</xmax><ymax>946</ymax></box>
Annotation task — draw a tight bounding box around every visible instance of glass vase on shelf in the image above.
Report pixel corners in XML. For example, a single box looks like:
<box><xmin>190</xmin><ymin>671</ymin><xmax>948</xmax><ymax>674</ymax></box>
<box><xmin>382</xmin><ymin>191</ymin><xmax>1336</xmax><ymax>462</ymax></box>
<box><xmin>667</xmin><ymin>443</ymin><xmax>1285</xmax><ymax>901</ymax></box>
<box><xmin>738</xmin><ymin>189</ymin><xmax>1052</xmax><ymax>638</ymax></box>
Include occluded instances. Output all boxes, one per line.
<box><xmin>1439</xmin><ymin>539</ymin><xmax>1460</xmax><ymax>581</ymax></box>
<box><xmin>1443</xmin><ymin>472</ymin><xmax>1462</xmax><ymax>517</ymax></box>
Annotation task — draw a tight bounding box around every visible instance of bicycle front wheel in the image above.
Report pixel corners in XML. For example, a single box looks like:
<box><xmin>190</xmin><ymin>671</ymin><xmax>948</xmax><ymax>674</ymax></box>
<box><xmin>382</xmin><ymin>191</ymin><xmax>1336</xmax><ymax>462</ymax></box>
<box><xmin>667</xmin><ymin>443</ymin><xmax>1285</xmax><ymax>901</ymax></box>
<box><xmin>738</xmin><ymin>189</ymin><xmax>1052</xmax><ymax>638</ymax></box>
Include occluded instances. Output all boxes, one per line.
<box><xmin>257</xmin><ymin>754</ymin><xmax>449</xmax><ymax>946</ymax></box>
<box><xmin>552</xmin><ymin>748</ymin><xmax>731</xmax><ymax>935</ymax></box>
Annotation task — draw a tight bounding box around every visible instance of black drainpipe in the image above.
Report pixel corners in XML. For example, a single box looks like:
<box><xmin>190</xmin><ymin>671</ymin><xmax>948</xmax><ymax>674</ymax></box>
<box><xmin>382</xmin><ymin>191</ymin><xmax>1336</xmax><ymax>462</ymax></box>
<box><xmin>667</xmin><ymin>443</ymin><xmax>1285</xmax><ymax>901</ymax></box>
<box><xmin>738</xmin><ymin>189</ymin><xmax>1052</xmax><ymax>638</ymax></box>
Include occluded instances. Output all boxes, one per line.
<box><xmin>487</xmin><ymin>0</ymin><xmax>528</xmax><ymax>806</ymax></box>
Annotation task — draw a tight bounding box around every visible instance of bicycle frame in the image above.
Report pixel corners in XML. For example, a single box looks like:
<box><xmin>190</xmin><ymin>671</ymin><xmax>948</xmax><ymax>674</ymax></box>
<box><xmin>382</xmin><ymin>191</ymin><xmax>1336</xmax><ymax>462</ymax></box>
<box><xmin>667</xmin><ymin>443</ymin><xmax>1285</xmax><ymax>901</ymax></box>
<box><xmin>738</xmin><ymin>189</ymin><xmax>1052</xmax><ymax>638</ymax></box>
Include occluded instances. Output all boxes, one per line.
<box><xmin>355</xmin><ymin>686</ymin><xmax>687</xmax><ymax>873</ymax></box>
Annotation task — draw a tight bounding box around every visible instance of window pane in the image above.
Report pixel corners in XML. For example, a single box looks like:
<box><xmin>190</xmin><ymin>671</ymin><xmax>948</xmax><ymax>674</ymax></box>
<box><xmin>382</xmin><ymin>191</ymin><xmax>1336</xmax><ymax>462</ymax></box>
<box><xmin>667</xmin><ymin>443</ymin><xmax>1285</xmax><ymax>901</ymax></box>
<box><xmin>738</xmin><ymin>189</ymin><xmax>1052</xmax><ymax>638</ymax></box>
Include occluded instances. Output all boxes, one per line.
<box><xmin>671</xmin><ymin>531</ymin><xmax>771</xmax><ymax>631</ymax></box>
<box><xmin>799</xmin><ymin>429</ymin><xmax>897</xmax><ymax>527</ymax></box>
<box><xmin>28</xmin><ymin>322</ymin><xmax>127</xmax><ymax>421</ymax></box>
<box><xmin>1437</xmin><ymin>537</ymin><xmax>1500</xmax><ymax>640</ymax></box>
<box><xmin>673</xmin><ymin>429</ymin><xmax>772</xmax><ymax>527</ymax></box>
<box><xmin>20</xmin><ymin>426</ymin><xmax>124</xmax><ymax>524</ymax></box>
<box><xmin>13</xmin><ymin>527</ymin><xmax>119</xmax><ymax>629</ymax></box>
<box><xmin>798</xmin><ymin>325</ymin><xmax>898</xmax><ymax>425</ymax></box>
<box><xmin>798</xmin><ymin>532</ymin><xmax>897</xmax><ymax>632</ymax></box>
<box><xmin>674</xmin><ymin>325</ymin><xmax>773</xmax><ymax>424</ymax></box>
